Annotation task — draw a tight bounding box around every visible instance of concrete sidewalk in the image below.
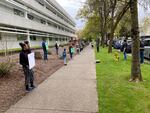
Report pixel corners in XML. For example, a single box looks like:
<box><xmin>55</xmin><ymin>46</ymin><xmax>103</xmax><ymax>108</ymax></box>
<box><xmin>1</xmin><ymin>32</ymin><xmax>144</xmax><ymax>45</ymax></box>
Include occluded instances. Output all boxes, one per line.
<box><xmin>5</xmin><ymin>46</ymin><xmax>98</xmax><ymax>113</ymax></box>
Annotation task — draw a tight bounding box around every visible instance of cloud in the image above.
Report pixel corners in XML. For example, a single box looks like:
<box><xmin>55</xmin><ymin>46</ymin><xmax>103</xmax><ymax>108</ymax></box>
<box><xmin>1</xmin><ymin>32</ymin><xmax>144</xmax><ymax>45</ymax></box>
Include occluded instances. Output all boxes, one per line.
<box><xmin>55</xmin><ymin>0</ymin><xmax>85</xmax><ymax>29</ymax></box>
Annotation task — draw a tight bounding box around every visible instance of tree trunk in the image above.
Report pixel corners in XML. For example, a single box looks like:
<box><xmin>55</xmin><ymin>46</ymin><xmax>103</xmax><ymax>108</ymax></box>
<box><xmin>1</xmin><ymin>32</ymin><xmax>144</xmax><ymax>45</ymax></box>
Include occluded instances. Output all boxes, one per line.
<box><xmin>108</xmin><ymin>31</ymin><xmax>114</xmax><ymax>53</ymax></box>
<box><xmin>99</xmin><ymin>0</ymin><xmax>105</xmax><ymax>48</ymax></box>
<box><xmin>130</xmin><ymin>0</ymin><xmax>142</xmax><ymax>81</ymax></box>
<box><xmin>108</xmin><ymin>7</ymin><xmax>115</xmax><ymax>53</ymax></box>
<box><xmin>101</xmin><ymin>33</ymin><xmax>105</xmax><ymax>48</ymax></box>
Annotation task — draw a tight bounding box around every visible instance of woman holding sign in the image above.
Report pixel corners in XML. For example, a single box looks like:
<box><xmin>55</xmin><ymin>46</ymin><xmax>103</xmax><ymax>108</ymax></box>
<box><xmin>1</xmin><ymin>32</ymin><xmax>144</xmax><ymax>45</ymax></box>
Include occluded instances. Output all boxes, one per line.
<box><xmin>19</xmin><ymin>42</ymin><xmax>35</xmax><ymax>92</ymax></box>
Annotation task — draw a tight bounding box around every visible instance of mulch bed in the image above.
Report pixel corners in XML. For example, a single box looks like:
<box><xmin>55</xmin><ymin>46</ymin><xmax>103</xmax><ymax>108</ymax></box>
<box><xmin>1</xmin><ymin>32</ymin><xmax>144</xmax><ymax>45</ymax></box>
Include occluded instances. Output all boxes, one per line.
<box><xmin>0</xmin><ymin>47</ymin><xmax>65</xmax><ymax>113</ymax></box>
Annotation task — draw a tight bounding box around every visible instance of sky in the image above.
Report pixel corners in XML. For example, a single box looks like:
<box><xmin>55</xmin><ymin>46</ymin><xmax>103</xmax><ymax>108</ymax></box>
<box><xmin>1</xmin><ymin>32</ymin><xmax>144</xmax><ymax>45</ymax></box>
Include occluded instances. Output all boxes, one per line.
<box><xmin>55</xmin><ymin>0</ymin><xmax>85</xmax><ymax>29</ymax></box>
<box><xmin>55</xmin><ymin>0</ymin><xmax>150</xmax><ymax>29</ymax></box>
<box><xmin>138</xmin><ymin>4</ymin><xmax>150</xmax><ymax>23</ymax></box>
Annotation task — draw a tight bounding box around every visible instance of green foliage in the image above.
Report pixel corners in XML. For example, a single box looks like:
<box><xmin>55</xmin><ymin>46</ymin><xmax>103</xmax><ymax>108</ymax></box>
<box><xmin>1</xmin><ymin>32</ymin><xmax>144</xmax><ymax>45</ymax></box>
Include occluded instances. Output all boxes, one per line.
<box><xmin>0</xmin><ymin>61</ymin><xmax>13</xmax><ymax>77</ymax></box>
<box><xmin>140</xmin><ymin>16</ymin><xmax>150</xmax><ymax>35</ymax></box>
<box><xmin>77</xmin><ymin>0</ymin><xmax>102</xmax><ymax>40</ymax></box>
<box><xmin>82</xmin><ymin>14</ymin><xmax>101</xmax><ymax>39</ymax></box>
<box><xmin>96</xmin><ymin>48</ymin><xmax>150</xmax><ymax>113</ymax></box>
<box><xmin>115</xmin><ymin>10</ymin><xmax>131</xmax><ymax>37</ymax></box>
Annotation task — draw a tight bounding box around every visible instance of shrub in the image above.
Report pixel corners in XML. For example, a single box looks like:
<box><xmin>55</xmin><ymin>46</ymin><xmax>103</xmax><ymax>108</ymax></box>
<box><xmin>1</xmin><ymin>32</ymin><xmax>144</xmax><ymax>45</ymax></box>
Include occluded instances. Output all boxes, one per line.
<box><xmin>0</xmin><ymin>61</ymin><xmax>13</xmax><ymax>77</ymax></box>
<box><xmin>48</xmin><ymin>50</ymin><xmax>52</xmax><ymax>55</ymax></box>
<box><xmin>59</xmin><ymin>44</ymin><xmax>64</xmax><ymax>47</ymax></box>
<box><xmin>35</xmin><ymin>51</ymin><xmax>42</xmax><ymax>59</ymax></box>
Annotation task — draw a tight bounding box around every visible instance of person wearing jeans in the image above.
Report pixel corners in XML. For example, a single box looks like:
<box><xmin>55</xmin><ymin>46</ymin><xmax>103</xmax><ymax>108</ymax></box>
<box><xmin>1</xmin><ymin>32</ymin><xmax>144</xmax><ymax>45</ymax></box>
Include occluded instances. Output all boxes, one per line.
<box><xmin>63</xmin><ymin>48</ymin><xmax>67</xmax><ymax>65</ymax></box>
<box><xmin>140</xmin><ymin>40</ymin><xmax>144</xmax><ymax>64</ymax></box>
<box><xmin>42</xmin><ymin>40</ymin><xmax>48</xmax><ymax>60</ymax></box>
<box><xmin>122</xmin><ymin>40</ymin><xmax>127</xmax><ymax>60</ymax></box>
<box><xmin>19</xmin><ymin>43</ymin><xmax>35</xmax><ymax>92</ymax></box>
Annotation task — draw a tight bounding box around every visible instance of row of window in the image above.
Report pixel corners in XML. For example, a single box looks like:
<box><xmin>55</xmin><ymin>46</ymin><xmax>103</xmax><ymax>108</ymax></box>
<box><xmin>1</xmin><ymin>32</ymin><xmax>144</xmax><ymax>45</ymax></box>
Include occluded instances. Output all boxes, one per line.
<box><xmin>17</xmin><ymin>35</ymin><xmax>68</xmax><ymax>41</ymax></box>
<box><xmin>37</xmin><ymin>0</ymin><xmax>74</xmax><ymax>26</ymax></box>
<box><xmin>13</xmin><ymin>8</ymin><xmax>75</xmax><ymax>34</ymax></box>
<box><xmin>144</xmin><ymin>40</ymin><xmax>150</xmax><ymax>46</ymax></box>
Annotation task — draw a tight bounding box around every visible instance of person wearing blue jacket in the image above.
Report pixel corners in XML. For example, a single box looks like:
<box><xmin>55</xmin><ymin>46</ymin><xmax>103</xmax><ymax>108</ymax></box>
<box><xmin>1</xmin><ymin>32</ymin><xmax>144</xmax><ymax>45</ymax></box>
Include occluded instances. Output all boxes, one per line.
<box><xmin>62</xmin><ymin>48</ymin><xmax>67</xmax><ymax>65</ymax></box>
<box><xmin>42</xmin><ymin>40</ymin><xmax>48</xmax><ymax>60</ymax></box>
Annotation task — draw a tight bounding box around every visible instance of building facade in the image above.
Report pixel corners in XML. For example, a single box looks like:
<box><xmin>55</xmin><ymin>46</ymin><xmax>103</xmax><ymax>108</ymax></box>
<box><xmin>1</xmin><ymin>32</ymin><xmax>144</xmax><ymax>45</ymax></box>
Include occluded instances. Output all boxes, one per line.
<box><xmin>0</xmin><ymin>0</ymin><xmax>76</xmax><ymax>50</ymax></box>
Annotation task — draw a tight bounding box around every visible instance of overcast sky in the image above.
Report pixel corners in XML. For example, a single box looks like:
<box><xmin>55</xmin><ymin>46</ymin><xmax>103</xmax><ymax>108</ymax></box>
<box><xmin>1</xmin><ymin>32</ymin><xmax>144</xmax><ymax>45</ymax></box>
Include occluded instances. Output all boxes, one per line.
<box><xmin>55</xmin><ymin>0</ymin><xmax>85</xmax><ymax>29</ymax></box>
<box><xmin>138</xmin><ymin>4</ymin><xmax>150</xmax><ymax>23</ymax></box>
<box><xmin>55</xmin><ymin>0</ymin><xmax>150</xmax><ymax>29</ymax></box>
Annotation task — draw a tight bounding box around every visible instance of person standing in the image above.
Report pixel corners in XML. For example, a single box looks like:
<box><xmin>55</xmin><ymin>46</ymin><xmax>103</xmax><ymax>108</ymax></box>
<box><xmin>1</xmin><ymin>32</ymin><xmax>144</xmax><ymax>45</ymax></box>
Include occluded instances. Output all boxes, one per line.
<box><xmin>55</xmin><ymin>41</ymin><xmax>59</xmax><ymax>55</ymax></box>
<box><xmin>62</xmin><ymin>48</ymin><xmax>67</xmax><ymax>65</ymax></box>
<box><xmin>24</xmin><ymin>41</ymin><xmax>31</xmax><ymax>53</ymax></box>
<box><xmin>76</xmin><ymin>42</ymin><xmax>80</xmax><ymax>54</ymax></box>
<box><xmin>69</xmin><ymin>44</ymin><xmax>73</xmax><ymax>59</ymax></box>
<box><xmin>140</xmin><ymin>40</ymin><xmax>145</xmax><ymax>64</ymax></box>
<box><xmin>42</xmin><ymin>40</ymin><xmax>48</xmax><ymax>60</ymax></box>
<box><xmin>122</xmin><ymin>39</ymin><xmax>127</xmax><ymax>60</ymax></box>
<box><xmin>91</xmin><ymin>41</ymin><xmax>94</xmax><ymax>48</ymax></box>
<box><xmin>96</xmin><ymin>37</ymin><xmax>100</xmax><ymax>52</ymax></box>
<box><xmin>19</xmin><ymin>43</ymin><xmax>35</xmax><ymax>92</ymax></box>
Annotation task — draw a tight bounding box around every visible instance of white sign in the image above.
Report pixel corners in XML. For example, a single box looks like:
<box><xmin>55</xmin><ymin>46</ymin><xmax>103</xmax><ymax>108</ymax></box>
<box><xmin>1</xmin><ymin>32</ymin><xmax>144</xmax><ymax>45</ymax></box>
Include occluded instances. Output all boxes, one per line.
<box><xmin>28</xmin><ymin>52</ymin><xmax>35</xmax><ymax>69</ymax></box>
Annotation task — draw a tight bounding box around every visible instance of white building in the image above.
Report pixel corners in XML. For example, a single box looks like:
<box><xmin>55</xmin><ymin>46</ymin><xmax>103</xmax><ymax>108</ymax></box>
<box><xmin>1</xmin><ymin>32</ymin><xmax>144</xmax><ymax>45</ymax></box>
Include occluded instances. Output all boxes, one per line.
<box><xmin>0</xmin><ymin>0</ymin><xmax>76</xmax><ymax>50</ymax></box>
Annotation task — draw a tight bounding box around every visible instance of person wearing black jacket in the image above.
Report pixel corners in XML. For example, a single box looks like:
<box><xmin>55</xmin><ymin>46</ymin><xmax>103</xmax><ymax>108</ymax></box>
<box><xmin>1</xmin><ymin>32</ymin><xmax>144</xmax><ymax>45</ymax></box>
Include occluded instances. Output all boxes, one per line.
<box><xmin>42</xmin><ymin>40</ymin><xmax>48</xmax><ymax>60</ymax></box>
<box><xmin>140</xmin><ymin>40</ymin><xmax>145</xmax><ymax>64</ymax></box>
<box><xmin>19</xmin><ymin>42</ymin><xmax>35</xmax><ymax>92</ymax></box>
<box><xmin>55</xmin><ymin>41</ymin><xmax>59</xmax><ymax>55</ymax></box>
<box><xmin>122</xmin><ymin>40</ymin><xmax>127</xmax><ymax>60</ymax></box>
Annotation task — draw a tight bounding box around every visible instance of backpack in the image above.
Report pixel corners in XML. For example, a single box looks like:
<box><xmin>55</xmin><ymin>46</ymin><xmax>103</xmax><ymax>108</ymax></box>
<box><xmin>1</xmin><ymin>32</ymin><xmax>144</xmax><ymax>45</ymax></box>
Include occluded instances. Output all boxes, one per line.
<box><xmin>71</xmin><ymin>48</ymin><xmax>74</xmax><ymax>53</ymax></box>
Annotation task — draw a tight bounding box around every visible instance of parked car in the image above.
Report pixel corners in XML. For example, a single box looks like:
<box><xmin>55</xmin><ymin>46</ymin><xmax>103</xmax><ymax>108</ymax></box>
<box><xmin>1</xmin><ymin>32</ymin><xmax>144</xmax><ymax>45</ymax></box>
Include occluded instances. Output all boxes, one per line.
<box><xmin>114</xmin><ymin>40</ymin><xmax>123</xmax><ymax>49</ymax></box>
<box><xmin>144</xmin><ymin>38</ymin><xmax>150</xmax><ymax>59</ymax></box>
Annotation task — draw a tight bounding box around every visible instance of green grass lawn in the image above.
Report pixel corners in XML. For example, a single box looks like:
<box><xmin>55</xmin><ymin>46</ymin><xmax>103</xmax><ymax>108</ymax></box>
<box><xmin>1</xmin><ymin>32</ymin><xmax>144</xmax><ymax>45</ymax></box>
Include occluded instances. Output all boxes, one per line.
<box><xmin>96</xmin><ymin>48</ymin><xmax>150</xmax><ymax>113</ymax></box>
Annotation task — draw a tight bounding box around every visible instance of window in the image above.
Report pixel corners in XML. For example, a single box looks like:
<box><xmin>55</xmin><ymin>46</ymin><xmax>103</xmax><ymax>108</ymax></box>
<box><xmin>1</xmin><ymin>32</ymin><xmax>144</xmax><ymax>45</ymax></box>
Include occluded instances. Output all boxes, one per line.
<box><xmin>53</xmin><ymin>24</ymin><xmax>57</xmax><ymax>28</ymax></box>
<box><xmin>40</xmin><ymin>19</ymin><xmax>46</xmax><ymax>24</ymax></box>
<box><xmin>58</xmin><ymin>26</ymin><xmax>61</xmax><ymax>30</ymax></box>
<box><xmin>144</xmin><ymin>40</ymin><xmax>150</xmax><ymax>46</ymax></box>
<box><xmin>55</xmin><ymin>38</ymin><xmax>58</xmax><ymax>41</ymax></box>
<box><xmin>27</xmin><ymin>14</ymin><xmax>34</xmax><ymax>20</ymax></box>
<box><xmin>30</xmin><ymin>36</ymin><xmax>36</xmax><ymax>41</ymax></box>
<box><xmin>38</xmin><ymin>1</ymin><xmax>44</xmax><ymax>6</ymax></box>
<box><xmin>17</xmin><ymin>35</ymin><xmax>26</xmax><ymax>41</ymax></box>
<box><xmin>14</xmin><ymin>9</ymin><xmax>25</xmax><ymax>17</ymax></box>
<box><xmin>49</xmin><ymin>37</ymin><xmax>52</xmax><ymax>41</ymax></box>
<box><xmin>48</xmin><ymin>22</ymin><xmax>52</xmax><ymax>26</ymax></box>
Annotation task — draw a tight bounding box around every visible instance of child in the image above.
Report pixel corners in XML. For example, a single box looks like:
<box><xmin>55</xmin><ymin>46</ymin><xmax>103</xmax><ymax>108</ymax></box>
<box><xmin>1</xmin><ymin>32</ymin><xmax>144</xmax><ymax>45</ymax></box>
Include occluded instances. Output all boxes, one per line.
<box><xmin>42</xmin><ymin>40</ymin><xmax>48</xmax><ymax>60</ymax></box>
<box><xmin>63</xmin><ymin>48</ymin><xmax>67</xmax><ymax>65</ymax></box>
<box><xmin>114</xmin><ymin>51</ymin><xmax>119</xmax><ymax>61</ymax></box>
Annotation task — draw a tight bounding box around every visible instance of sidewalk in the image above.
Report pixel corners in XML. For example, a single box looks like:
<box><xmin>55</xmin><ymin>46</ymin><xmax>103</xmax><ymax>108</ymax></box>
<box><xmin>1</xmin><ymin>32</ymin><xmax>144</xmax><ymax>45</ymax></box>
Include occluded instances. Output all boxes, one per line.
<box><xmin>5</xmin><ymin>46</ymin><xmax>98</xmax><ymax>113</ymax></box>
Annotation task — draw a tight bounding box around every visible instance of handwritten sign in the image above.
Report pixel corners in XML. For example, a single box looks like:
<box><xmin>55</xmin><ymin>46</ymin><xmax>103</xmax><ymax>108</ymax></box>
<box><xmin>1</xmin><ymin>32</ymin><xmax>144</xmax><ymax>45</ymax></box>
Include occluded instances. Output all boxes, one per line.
<box><xmin>28</xmin><ymin>52</ymin><xmax>35</xmax><ymax>69</ymax></box>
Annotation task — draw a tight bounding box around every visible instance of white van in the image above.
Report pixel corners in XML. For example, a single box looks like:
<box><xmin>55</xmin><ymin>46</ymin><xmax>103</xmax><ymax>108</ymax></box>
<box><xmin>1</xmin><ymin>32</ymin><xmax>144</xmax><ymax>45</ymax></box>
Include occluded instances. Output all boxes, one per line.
<box><xmin>144</xmin><ymin>38</ymin><xmax>150</xmax><ymax>59</ymax></box>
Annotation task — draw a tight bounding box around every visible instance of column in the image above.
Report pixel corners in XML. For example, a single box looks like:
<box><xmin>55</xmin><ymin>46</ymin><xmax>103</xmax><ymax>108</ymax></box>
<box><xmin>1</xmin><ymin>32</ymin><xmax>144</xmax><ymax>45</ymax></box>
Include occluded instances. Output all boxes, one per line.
<box><xmin>27</xmin><ymin>30</ymin><xmax>30</xmax><ymax>44</ymax></box>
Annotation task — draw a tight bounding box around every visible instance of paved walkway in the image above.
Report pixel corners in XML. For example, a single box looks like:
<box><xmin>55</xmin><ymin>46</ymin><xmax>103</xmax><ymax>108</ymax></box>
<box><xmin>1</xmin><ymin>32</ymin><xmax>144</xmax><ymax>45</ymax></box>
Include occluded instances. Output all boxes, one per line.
<box><xmin>5</xmin><ymin>46</ymin><xmax>98</xmax><ymax>113</ymax></box>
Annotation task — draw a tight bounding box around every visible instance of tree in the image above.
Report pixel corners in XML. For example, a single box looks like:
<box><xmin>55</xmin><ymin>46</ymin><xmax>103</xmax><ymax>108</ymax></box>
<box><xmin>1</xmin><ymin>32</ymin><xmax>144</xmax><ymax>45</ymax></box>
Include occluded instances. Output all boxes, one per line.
<box><xmin>129</xmin><ymin>0</ymin><xmax>142</xmax><ymax>81</ymax></box>
<box><xmin>108</xmin><ymin>0</ymin><xmax>130</xmax><ymax>53</ymax></box>
<box><xmin>140</xmin><ymin>16</ymin><xmax>150</xmax><ymax>35</ymax></box>
<box><xmin>77</xmin><ymin>1</ymin><xmax>102</xmax><ymax>41</ymax></box>
<box><xmin>115</xmin><ymin>10</ymin><xmax>131</xmax><ymax>38</ymax></box>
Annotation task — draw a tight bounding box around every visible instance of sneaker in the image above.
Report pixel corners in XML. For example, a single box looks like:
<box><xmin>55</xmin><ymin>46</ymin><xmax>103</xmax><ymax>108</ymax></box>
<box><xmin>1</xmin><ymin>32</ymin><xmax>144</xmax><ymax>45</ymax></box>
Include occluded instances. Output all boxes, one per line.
<box><xmin>26</xmin><ymin>85</ymin><xmax>32</xmax><ymax>92</ymax></box>
<box><xmin>26</xmin><ymin>87</ymin><xmax>32</xmax><ymax>92</ymax></box>
<box><xmin>31</xmin><ymin>85</ymin><xmax>36</xmax><ymax>89</ymax></box>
